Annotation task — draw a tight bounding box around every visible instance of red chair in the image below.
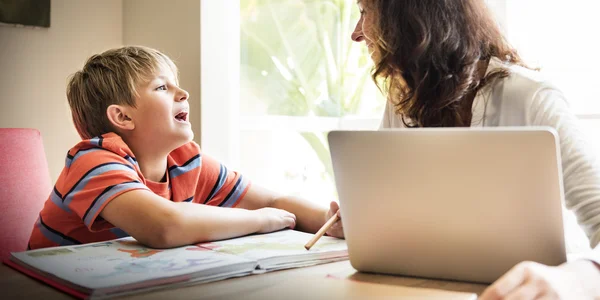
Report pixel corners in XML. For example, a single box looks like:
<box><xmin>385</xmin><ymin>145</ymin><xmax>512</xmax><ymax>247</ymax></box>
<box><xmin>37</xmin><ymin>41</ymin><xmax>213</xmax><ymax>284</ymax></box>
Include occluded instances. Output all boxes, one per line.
<box><xmin>0</xmin><ymin>128</ymin><xmax>51</xmax><ymax>261</ymax></box>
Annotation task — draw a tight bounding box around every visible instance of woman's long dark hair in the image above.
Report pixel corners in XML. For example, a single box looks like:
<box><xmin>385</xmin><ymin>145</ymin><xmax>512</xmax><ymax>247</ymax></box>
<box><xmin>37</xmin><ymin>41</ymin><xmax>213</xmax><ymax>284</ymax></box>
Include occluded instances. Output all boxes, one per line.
<box><xmin>370</xmin><ymin>0</ymin><xmax>527</xmax><ymax>127</ymax></box>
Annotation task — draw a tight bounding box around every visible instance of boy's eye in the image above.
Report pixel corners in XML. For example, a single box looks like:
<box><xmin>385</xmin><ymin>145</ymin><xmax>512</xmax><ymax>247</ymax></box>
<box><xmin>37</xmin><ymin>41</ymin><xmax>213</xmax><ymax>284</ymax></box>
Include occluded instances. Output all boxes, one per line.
<box><xmin>156</xmin><ymin>85</ymin><xmax>167</xmax><ymax>91</ymax></box>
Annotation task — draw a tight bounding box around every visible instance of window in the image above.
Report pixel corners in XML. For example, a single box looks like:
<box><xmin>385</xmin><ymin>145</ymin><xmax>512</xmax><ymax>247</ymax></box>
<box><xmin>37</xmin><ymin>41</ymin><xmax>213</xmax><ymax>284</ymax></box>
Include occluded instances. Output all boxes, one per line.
<box><xmin>202</xmin><ymin>0</ymin><xmax>596</xmax><ymax>250</ymax></box>
<box><xmin>202</xmin><ymin>0</ymin><xmax>384</xmax><ymax>204</ymax></box>
<box><xmin>488</xmin><ymin>0</ymin><xmax>600</xmax><ymax>146</ymax></box>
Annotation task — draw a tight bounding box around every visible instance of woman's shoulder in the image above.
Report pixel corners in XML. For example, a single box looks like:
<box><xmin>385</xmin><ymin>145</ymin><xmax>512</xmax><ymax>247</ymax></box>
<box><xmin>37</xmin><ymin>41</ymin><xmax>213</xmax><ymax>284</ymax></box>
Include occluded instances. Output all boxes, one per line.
<box><xmin>487</xmin><ymin>57</ymin><xmax>565</xmax><ymax>107</ymax></box>
<box><xmin>489</xmin><ymin>58</ymin><xmax>559</xmax><ymax>94</ymax></box>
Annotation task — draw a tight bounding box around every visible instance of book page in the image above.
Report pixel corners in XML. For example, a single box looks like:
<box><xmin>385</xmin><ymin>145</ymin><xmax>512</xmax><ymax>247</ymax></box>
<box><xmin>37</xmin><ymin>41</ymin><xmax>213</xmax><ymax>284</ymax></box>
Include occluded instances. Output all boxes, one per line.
<box><xmin>12</xmin><ymin>237</ymin><xmax>256</xmax><ymax>291</ymax></box>
<box><xmin>196</xmin><ymin>230</ymin><xmax>348</xmax><ymax>270</ymax></box>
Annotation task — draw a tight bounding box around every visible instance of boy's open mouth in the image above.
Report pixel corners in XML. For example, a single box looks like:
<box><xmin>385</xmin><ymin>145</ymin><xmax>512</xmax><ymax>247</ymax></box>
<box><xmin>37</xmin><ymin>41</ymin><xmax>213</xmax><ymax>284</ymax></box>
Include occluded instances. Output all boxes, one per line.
<box><xmin>175</xmin><ymin>111</ymin><xmax>188</xmax><ymax>122</ymax></box>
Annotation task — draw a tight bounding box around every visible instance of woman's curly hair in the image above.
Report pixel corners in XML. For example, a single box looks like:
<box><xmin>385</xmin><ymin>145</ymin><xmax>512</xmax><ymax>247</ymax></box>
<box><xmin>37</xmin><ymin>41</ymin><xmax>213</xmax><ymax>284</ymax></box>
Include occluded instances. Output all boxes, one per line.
<box><xmin>369</xmin><ymin>0</ymin><xmax>528</xmax><ymax>127</ymax></box>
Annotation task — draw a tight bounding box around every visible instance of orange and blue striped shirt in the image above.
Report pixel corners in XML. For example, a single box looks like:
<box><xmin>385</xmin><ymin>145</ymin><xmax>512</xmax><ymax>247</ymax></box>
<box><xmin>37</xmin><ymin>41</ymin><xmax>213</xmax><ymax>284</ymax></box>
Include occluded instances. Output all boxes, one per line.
<box><xmin>28</xmin><ymin>132</ymin><xmax>250</xmax><ymax>249</ymax></box>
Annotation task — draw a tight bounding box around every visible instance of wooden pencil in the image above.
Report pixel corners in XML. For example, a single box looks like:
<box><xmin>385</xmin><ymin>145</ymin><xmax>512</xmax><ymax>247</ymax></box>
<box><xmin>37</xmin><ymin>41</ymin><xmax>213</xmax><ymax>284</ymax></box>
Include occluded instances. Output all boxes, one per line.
<box><xmin>304</xmin><ymin>213</ymin><xmax>341</xmax><ymax>250</ymax></box>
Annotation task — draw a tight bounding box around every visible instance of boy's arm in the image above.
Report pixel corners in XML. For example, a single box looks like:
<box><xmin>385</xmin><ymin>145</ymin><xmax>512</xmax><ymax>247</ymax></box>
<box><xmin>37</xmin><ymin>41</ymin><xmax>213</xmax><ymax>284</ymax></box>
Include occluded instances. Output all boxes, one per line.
<box><xmin>100</xmin><ymin>189</ymin><xmax>296</xmax><ymax>248</ymax></box>
<box><xmin>236</xmin><ymin>184</ymin><xmax>329</xmax><ymax>234</ymax></box>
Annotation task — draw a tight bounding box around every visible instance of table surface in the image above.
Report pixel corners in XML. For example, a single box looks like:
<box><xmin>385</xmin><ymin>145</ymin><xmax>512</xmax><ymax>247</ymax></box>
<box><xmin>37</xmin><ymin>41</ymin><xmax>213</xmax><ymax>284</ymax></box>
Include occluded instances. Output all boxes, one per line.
<box><xmin>0</xmin><ymin>260</ymin><xmax>489</xmax><ymax>299</ymax></box>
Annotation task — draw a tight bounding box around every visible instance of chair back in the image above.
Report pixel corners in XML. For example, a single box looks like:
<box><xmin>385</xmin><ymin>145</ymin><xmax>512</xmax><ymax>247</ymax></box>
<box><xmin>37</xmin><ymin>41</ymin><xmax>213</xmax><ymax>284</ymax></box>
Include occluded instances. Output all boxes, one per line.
<box><xmin>0</xmin><ymin>128</ymin><xmax>51</xmax><ymax>260</ymax></box>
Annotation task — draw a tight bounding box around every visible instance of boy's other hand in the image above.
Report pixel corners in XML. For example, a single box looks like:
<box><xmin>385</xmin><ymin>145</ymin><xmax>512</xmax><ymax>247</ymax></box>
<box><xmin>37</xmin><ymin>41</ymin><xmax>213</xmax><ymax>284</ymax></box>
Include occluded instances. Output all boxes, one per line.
<box><xmin>255</xmin><ymin>207</ymin><xmax>296</xmax><ymax>233</ymax></box>
<box><xmin>325</xmin><ymin>201</ymin><xmax>344</xmax><ymax>239</ymax></box>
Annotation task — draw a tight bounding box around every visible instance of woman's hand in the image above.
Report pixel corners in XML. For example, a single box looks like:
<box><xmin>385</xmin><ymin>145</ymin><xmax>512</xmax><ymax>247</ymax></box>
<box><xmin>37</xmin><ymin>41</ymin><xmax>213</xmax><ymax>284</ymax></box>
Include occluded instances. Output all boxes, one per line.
<box><xmin>479</xmin><ymin>260</ymin><xmax>600</xmax><ymax>300</ymax></box>
<box><xmin>324</xmin><ymin>201</ymin><xmax>344</xmax><ymax>238</ymax></box>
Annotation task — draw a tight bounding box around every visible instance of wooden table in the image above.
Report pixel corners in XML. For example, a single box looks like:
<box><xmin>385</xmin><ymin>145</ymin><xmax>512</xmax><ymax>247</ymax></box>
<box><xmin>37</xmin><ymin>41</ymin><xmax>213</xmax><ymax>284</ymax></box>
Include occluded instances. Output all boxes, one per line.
<box><xmin>0</xmin><ymin>260</ymin><xmax>488</xmax><ymax>299</ymax></box>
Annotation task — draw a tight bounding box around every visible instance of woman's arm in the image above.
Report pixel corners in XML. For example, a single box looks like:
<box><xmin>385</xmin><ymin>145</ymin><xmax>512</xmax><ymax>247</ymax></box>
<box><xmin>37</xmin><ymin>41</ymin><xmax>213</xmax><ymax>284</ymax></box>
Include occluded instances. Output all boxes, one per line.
<box><xmin>530</xmin><ymin>88</ymin><xmax>600</xmax><ymax>248</ymax></box>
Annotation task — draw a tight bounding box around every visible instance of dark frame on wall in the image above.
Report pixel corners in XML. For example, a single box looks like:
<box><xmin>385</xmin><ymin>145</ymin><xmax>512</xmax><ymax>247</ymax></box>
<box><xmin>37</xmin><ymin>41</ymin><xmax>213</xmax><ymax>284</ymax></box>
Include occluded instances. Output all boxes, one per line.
<box><xmin>0</xmin><ymin>0</ymin><xmax>51</xmax><ymax>28</ymax></box>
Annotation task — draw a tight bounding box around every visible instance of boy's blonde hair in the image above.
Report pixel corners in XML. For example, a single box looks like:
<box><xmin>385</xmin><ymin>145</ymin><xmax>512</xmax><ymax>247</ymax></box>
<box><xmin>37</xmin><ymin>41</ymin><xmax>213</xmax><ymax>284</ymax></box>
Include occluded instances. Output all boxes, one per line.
<box><xmin>67</xmin><ymin>46</ymin><xmax>178</xmax><ymax>139</ymax></box>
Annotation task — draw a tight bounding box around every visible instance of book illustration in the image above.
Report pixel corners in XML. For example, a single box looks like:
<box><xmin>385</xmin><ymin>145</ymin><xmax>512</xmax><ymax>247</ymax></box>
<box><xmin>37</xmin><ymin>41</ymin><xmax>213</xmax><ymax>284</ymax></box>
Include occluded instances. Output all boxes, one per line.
<box><xmin>196</xmin><ymin>230</ymin><xmax>347</xmax><ymax>263</ymax></box>
<box><xmin>201</xmin><ymin>241</ymin><xmax>299</xmax><ymax>255</ymax></box>
<box><xmin>13</xmin><ymin>236</ymin><xmax>256</xmax><ymax>290</ymax></box>
<box><xmin>202</xmin><ymin>240</ymin><xmax>341</xmax><ymax>255</ymax></box>
<box><xmin>163</xmin><ymin>258</ymin><xmax>226</xmax><ymax>271</ymax></box>
<box><xmin>91</xmin><ymin>259</ymin><xmax>176</xmax><ymax>279</ymax></box>
<box><xmin>91</xmin><ymin>257</ymin><xmax>226</xmax><ymax>279</ymax></box>
<box><xmin>115</xmin><ymin>240</ymin><xmax>143</xmax><ymax>247</ymax></box>
<box><xmin>200</xmin><ymin>230</ymin><xmax>344</xmax><ymax>252</ymax></box>
<box><xmin>26</xmin><ymin>248</ymin><xmax>74</xmax><ymax>257</ymax></box>
<box><xmin>9</xmin><ymin>230</ymin><xmax>347</xmax><ymax>298</ymax></box>
<box><xmin>185</xmin><ymin>246</ymin><xmax>213</xmax><ymax>251</ymax></box>
<box><xmin>74</xmin><ymin>242</ymin><xmax>113</xmax><ymax>250</ymax></box>
<box><xmin>117</xmin><ymin>248</ymin><xmax>163</xmax><ymax>258</ymax></box>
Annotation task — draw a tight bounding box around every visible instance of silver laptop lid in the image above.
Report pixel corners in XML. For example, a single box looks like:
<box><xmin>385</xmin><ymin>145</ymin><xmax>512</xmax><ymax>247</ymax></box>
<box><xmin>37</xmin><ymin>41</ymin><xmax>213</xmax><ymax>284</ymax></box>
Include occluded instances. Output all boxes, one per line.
<box><xmin>329</xmin><ymin>128</ymin><xmax>566</xmax><ymax>283</ymax></box>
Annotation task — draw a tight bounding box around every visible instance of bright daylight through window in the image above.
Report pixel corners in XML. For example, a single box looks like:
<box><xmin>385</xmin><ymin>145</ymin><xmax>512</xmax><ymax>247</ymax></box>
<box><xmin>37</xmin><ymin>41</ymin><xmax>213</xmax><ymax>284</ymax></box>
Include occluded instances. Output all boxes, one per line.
<box><xmin>202</xmin><ymin>0</ymin><xmax>600</xmax><ymax>253</ymax></box>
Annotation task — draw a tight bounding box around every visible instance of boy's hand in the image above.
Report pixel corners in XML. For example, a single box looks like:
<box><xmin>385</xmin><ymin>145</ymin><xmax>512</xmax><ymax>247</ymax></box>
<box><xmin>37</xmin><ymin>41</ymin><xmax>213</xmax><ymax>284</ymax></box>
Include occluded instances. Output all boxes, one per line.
<box><xmin>325</xmin><ymin>201</ymin><xmax>344</xmax><ymax>238</ymax></box>
<box><xmin>255</xmin><ymin>207</ymin><xmax>296</xmax><ymax>233</ymax></box>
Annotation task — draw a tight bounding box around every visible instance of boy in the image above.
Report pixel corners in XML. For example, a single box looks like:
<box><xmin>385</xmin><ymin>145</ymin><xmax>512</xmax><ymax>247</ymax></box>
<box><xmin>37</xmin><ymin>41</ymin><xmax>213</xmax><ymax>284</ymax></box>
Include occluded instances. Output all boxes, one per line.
<box><xmin>29</xmin><ymin>46</ymin><xmax>344</xmax><ymax>249</ymax></box>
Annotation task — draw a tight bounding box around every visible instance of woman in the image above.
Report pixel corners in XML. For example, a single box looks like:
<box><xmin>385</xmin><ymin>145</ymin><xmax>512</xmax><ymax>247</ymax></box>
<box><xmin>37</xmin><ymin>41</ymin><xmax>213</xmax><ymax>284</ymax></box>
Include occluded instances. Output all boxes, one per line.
<box><xmin>350</xmin><ymin>0</ymin><xmax>600</xmax><ymax>298</ymax></box>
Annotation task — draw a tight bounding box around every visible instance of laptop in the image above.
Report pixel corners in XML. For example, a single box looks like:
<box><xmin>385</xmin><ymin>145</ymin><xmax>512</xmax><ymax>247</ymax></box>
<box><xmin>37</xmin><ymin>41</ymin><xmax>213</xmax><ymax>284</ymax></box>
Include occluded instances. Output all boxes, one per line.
<box><xmin>328</xmin><ymin>127</ymin><xmax>567</xmax><ymax>284</ymax></box>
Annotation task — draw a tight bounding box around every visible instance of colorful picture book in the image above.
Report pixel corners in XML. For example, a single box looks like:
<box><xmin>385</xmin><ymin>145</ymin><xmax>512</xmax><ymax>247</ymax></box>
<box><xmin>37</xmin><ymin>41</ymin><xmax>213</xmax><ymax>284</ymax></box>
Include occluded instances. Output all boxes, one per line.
<box><xmin>5</xmin><ymin>229</ymin><xmax>348</xmax><ymax>299</ymax></box>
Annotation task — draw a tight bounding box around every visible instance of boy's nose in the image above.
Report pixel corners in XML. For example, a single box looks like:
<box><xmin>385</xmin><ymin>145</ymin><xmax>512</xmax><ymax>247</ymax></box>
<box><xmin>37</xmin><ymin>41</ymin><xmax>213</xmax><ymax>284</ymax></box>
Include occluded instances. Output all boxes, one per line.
<box><xmin>177</xmin><ymin>88</ymin><xmax>189</xmax><ymax>102</ymax></box>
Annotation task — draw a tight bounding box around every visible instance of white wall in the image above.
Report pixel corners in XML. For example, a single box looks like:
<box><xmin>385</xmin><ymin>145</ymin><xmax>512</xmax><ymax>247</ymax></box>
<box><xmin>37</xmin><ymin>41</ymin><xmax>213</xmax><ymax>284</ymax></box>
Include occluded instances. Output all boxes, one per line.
<box><xmin>0</xmin><ymin>0</ymin><xmax>123</xmax><ymax>182</ymax></box>
<box><xmin>123</xmin><ymin>0</ymin><xmax>201</xmax><ymax>145</ymax></box>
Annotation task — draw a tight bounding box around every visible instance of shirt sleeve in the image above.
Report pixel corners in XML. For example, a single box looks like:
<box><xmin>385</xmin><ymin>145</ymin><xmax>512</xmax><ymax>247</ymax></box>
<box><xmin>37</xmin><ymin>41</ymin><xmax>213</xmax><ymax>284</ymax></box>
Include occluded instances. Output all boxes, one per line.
<box><xmin>529</xmin><ymin>88</ymin><xmax>600</xmax><ymax>248</ymax></box>
<box><xmin>60</xmin><ymin>149</ymin><xmax>149</xmax><ymax>232</ymax></box>
<box><xmin>199</xmin><ymin>154</ymin><xmax>251</xmax><ymax>208</ymax></box>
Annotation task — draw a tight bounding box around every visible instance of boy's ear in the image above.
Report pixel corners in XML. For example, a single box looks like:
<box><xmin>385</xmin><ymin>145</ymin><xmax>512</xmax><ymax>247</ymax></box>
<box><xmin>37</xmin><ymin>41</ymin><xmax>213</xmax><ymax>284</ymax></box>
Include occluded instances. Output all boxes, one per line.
<box><xmin>106</xmin><ymin>104</ymin><xmax>135</xmax><ymax>131</ymax></box>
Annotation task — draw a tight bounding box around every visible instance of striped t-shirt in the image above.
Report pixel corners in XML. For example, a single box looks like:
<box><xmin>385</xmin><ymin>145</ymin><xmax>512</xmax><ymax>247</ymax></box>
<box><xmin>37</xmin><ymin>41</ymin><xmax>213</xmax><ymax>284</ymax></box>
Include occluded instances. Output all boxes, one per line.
<box><xmin>28</xmin><ymin>132</ymin><xmax>250</xmax><ymax>249</ymax></box>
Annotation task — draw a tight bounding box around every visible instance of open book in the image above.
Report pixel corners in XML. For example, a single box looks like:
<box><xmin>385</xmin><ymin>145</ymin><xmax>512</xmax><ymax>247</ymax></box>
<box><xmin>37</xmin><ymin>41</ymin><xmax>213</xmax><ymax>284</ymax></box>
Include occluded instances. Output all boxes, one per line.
<box><xmin>5</xmin><ymin>229</ymin><xmax>348</xmax><ymax>299</ymax></box>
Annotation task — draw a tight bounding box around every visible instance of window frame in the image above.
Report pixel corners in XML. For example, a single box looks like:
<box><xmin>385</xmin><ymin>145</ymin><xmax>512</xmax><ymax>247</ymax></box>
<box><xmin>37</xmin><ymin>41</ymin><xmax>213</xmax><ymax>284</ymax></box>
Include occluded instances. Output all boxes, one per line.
<box><xmin>201</xmin><ymin>0</ymin><xmax>600</xmax><ymax>168</ymax></box>
<box><xmin>200</xmin><ymin>0</ymin><xmax>381</xmax><ymax>171</ymax></box>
